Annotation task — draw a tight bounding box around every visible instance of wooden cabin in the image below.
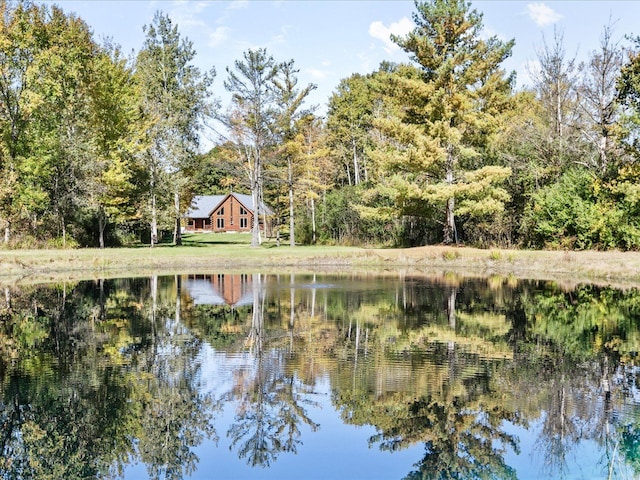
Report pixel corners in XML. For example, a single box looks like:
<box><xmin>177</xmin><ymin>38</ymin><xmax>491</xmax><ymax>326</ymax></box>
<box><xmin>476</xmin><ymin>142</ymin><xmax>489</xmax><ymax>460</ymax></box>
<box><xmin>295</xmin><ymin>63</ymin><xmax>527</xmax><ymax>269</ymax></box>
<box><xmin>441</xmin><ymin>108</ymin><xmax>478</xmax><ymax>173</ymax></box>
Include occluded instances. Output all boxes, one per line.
<box><xmin>184</xmin><ymin>192</ymin><xmax>273</xmax><ymax>235</ymax></box>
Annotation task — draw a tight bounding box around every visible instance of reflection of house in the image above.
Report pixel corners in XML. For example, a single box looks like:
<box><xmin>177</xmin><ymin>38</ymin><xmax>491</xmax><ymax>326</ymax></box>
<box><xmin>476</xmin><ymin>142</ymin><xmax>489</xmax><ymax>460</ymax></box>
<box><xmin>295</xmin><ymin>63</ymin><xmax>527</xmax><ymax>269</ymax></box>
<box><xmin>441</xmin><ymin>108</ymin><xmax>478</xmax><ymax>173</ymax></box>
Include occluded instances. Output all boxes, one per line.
<box><xmin>184</xmin><ymin>274</ymin><xmax>253</xmax><ymax>307</ymax></box>
<box><xmin>184</xmin><ymin>192</ymin><xmax>273</xmax><ymax>234</ymax></box>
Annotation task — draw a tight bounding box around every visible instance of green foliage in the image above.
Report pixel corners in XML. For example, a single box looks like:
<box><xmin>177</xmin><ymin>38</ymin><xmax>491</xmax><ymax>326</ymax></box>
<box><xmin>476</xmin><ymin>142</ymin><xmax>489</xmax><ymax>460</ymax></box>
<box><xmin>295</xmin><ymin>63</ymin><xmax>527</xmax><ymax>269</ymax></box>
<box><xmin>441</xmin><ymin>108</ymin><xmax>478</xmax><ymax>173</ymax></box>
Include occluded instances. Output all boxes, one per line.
<box><xmin>367</xmin><ymin>0</ymin><xmax>516</xmax><ymax>245</ymax></box>
<box><xmin>135</xmin><ymin>11</ymin><xmax>216</xmax><ymax>247</ymax></box>
<box><xmin>1</xmin><ymin>0</ymin><xmax>640</xmax><ymax>251</ymax></box>
<box><xmin>318</xmin><ymin>185</ymin><xmax>402</xmax><ymax>245</ymax></box>
<box><xmin>522</xmin><ymin>168</ymin><xmax>640</xmax><ymax>250</ymax></box>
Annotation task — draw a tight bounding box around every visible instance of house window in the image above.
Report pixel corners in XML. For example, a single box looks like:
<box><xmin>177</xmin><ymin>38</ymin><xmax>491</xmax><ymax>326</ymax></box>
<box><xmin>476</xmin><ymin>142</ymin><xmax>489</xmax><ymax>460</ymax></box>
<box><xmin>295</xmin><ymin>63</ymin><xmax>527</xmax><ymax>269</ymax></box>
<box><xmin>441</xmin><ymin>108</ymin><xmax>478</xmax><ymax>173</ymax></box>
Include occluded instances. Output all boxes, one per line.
<box><xmin>217</xmin><ymin>218</ymin><xmax>225</xmax><ymax>229</ymax></box>
<box><xmin>204</xmin><ymin>218</ymin><xmax>211</xmax><ymax>226</ymax></box>
<box><xmin>240</xmin><ymin>217</ymin><xmax>248</xmax><ymax>228</ymax></box>
<box><xmin>240</xmin><ymin>206</ymin><xmax>247</xmax><ymax>215</ymax></box>
<box><xmin>217</xmin><ymin>207</ymin><xmax>224</xmax><ymax>216</ymax></box>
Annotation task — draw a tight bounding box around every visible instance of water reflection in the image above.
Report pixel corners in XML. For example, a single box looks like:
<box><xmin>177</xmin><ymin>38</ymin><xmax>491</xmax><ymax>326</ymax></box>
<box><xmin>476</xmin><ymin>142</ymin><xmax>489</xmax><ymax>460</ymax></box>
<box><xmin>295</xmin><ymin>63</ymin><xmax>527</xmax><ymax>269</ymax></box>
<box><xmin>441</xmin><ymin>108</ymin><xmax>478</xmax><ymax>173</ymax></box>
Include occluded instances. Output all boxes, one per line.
<box><xmin>0</xmin><ymin>274</ymin><xmax>639</xmax><ymax>479</ymax></box>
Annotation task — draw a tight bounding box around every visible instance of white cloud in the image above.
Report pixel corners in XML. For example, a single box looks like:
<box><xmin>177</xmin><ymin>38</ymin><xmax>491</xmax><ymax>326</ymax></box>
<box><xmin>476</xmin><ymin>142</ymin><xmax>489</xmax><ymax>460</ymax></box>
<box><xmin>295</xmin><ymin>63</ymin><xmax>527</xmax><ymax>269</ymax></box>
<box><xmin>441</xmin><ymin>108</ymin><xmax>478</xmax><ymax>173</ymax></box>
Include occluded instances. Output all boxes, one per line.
<box><xmin>526</xmin><ymin>3</ymin><xmax>562</xmax><ymax>27</ymax></box>
<box><xmin>307</xmin><ymin>67</ymin><xmax>330</xmax><ymax>80</ymax></box>
<box><xmin>228</xmin><ymin>0</ymin><xmax>249</xmax><ymax>10</ymax></box>
<box><xmin>169</xmin><ymin>1</ymin><xmax>211</xmax><ymax>29</ymax></box>
<box><xmin>369</xmin><ymin>17</ymin><xmax>414</xmax><ymax>53</ymax></box>
<box><xmin>208</xmin><ymin>26</ymin><xmax>230</xmax><ymax>47</ymax></box>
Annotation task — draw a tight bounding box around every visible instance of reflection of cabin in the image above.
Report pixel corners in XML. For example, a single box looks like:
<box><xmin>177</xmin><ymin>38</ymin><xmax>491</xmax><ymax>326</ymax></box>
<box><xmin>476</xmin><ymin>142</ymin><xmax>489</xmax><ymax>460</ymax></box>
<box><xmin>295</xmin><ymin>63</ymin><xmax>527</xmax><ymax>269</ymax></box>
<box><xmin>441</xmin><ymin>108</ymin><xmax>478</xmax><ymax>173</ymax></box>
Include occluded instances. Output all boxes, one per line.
<box><xmin>184</xmin><ymin>192</ymin><xmax>273</xmax><ymax>235</ymax></box>
<box><xmin>184</xmin><ymin>274</ymin><xmax>253</xmax><ymax>306</ymax></box>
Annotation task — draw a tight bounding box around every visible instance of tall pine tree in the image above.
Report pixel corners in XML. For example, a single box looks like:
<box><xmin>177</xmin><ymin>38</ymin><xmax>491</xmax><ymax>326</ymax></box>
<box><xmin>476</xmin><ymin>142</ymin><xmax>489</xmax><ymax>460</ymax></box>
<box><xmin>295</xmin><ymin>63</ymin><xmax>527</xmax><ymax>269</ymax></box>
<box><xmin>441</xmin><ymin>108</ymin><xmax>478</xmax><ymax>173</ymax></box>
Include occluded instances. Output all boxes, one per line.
<box><xmin>381</xmin><ymin>0</ymin><xmax>514</xmax><ymax>244</ymax></box>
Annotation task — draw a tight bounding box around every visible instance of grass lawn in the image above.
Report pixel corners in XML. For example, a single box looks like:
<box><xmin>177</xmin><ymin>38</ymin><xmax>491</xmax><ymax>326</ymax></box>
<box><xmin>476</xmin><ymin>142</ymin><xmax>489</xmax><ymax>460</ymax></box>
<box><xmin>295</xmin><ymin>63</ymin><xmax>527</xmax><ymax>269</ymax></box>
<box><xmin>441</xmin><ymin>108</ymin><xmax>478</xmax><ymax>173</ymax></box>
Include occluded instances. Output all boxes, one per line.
<box><xmin>1</xmin><ymin>232</ymin><xmax>640</xmax><ymax>287</ymax></box>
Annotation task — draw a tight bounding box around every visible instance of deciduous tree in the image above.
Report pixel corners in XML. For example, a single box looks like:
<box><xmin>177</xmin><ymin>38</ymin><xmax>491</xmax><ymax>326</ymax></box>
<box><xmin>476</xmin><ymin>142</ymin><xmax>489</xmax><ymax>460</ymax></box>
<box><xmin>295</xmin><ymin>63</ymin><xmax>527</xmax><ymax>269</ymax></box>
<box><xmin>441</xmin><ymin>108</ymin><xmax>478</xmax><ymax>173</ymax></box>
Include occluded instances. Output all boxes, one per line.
<box><xmin>272</xmin><ymin>60</ymin><xmax>316</xmax><ymax>247</ymax></box>
<box><xmin>135</xmin><ymin>11</ymin><xmax>215</xmax><ymax>247</ymax></box>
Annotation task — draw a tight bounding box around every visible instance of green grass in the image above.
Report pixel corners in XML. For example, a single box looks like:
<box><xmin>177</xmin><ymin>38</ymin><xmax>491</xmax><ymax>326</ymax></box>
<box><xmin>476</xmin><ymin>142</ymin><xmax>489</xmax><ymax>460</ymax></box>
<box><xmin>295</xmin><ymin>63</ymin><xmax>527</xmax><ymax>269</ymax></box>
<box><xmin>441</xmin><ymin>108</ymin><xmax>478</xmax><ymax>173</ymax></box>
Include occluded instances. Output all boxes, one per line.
<box><xmin>180</xmin><ymin>232</ymin><xmax>254</xmax><ymax>246</ymax></box>
<box><xmin>3</xmin><ymin>234</ymin><xmax>640</xmax><ymax>288</ymax></box>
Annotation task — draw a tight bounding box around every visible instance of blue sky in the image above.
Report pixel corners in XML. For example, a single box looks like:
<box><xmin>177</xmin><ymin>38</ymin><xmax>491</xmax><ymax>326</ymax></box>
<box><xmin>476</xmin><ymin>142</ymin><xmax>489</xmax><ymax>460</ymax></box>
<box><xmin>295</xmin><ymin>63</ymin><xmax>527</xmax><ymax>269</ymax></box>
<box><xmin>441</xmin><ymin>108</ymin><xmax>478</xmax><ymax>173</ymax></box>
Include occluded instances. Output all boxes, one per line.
<box><xmin>46</xmin><ymin>1</ymin><xmax>640</xmax><ymax>121</ymax></box>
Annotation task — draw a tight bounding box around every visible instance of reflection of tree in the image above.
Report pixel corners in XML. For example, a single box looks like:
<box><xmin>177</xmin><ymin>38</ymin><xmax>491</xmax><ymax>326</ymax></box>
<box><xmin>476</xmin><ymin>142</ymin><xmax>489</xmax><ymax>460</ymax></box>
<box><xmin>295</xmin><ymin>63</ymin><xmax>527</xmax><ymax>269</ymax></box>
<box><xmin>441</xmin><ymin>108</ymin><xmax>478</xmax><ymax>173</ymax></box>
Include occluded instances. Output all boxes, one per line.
<box><xmin>227</xmin><ymin>274</ymin><xmax>319</xmax><ymax>467</ymax></box>
<box><xmin>5</xmin><ymin>273</ymin><xmax>640</xmax><ymax>478</ymax></box>
<box><xmin>517</xmin><ymin>285</ymin><xmax>640</xmax><ymax>477</ymax></box>
<box><xmin>334</xmin><ymin>349</ymin><xmax>521</xmax><ymax>480</ymax></box>
<box><xmin>392</xmin><ymin>397</ymin><xmax>519</xmax><ymax>480</ymax></box>
<box><xmin>0</xmin><ymin>277</ymin><xmax>219</xmax><ymax>480</ymax></box>
<box><xmin>136</xmin><ymin>275</ymin><xmax>218</xmax><ymax>480</ymax></box>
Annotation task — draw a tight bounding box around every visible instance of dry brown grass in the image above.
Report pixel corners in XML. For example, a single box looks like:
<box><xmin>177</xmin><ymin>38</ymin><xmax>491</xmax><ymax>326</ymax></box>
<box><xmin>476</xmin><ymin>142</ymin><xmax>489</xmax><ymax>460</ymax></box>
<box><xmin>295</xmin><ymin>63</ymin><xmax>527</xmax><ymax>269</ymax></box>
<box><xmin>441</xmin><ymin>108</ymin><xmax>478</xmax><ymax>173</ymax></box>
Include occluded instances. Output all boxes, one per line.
<box><xmin>0</xmin><ymin>244</ymin><xmax>639</xmax><ymax>288</ymax></box>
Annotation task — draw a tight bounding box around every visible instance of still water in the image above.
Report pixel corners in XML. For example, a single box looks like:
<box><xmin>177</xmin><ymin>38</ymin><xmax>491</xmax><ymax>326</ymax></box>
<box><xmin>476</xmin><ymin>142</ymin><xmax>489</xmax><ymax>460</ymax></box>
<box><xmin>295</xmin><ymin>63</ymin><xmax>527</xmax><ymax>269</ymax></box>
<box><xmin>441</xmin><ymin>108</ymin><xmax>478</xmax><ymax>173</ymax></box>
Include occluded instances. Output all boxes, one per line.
<box><xmin>1</xmin><ymin>273</ymin><xmax>640</xmax><ymax>479</ymax></box>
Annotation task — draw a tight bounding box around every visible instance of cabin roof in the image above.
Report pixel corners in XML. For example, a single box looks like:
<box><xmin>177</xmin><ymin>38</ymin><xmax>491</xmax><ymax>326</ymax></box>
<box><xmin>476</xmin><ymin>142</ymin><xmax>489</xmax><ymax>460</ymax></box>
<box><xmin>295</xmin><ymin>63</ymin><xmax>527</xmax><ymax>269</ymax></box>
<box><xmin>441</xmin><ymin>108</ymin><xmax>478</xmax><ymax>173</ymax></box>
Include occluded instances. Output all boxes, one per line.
<box><xmin>186</xmin><ymin>192</ymin><xmax>273</xmax><ymax>218</ymax></box>
<box><xmin>186</xmin><ymin>195</ymin><xmax>226</xmax><ymax>218</ymax></box>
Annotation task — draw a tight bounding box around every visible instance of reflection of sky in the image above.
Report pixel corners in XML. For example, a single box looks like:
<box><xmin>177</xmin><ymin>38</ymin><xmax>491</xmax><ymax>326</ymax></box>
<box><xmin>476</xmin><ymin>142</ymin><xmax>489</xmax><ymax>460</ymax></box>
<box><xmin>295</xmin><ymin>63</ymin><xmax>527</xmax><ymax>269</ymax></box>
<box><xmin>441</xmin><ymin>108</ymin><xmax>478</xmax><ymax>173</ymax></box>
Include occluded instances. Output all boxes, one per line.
<box><xmin>125</xmin><ymin>342</ymin><xmax>423</xmax><ymax>480</ymax></box>
<box><xmin>130</xmin><ymin>342</ymin><xmax>639</xmax><ymax>479</ymax></box>
<box><xmin>189</xmin><ymin>376</ymin><xmax>423</xmax><ymax>480</ymax></box>
<box><xmin>502</xmin><ymin>417</ymin><xmax>637</xmax><ymax>480</ymax></box>
<box><xmin>125</xmin><ymin>292</ymin><xmax>640</xmax><ymax>480</ymax></box>
<box><xmin>125</xmin><ymin>339</ymin><xmax>640</xmax><ymax>480</ymax></box>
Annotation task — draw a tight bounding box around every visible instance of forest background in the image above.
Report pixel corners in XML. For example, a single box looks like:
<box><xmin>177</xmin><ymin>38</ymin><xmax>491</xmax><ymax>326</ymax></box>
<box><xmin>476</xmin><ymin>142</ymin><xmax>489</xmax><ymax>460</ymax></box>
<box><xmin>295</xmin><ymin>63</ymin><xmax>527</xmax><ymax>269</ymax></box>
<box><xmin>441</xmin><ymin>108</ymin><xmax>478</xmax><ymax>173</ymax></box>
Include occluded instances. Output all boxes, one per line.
<box><xmin>3</xmin><ymin>0</ymin><xmax>640</xmax><ymax>251</ymax></box>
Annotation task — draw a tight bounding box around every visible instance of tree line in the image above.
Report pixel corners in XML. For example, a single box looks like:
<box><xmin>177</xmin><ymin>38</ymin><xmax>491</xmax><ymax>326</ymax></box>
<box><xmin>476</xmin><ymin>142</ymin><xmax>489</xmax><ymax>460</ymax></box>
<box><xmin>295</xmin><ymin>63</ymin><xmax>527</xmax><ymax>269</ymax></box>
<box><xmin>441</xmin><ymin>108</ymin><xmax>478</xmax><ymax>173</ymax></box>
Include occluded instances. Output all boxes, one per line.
<box><xmin>2</xmin><ymin>0</ymin><xmax>640</xmax><ymax>250</ymax></box>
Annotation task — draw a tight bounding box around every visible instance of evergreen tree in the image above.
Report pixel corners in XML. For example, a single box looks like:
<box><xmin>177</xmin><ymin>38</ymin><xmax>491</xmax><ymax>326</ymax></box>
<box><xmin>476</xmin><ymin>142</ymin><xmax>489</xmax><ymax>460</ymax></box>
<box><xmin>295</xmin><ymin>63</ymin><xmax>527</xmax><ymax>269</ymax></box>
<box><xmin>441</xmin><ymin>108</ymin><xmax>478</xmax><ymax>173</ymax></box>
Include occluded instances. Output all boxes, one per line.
<box><xmin>381</xmin><ymin>0</ymin><xmax>514</xmax><ymax>244</ymax></box>
<box><xmin>223</xmin><ymin>48</ymin><xmax>278</xmax><ymax>247</ymax></box>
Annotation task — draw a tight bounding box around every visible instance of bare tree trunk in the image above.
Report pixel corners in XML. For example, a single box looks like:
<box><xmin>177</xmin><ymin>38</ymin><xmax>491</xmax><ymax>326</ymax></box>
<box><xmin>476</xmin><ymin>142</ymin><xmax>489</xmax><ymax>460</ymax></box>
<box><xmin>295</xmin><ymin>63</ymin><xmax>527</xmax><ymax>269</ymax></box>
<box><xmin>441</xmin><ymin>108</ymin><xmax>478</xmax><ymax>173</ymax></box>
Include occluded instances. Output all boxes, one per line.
<box><xmin>289</xmin><ymin>163</ymin><xmax>295</xmax><ymax>246</ymax></box>
<box><xmin>310</xmin><ymin>197</ymin><xmax>316</xmax><ymax>244</ymax></box>
<box><xmin>151</xmin><ymin>274</ymin><xmax>158</xmax><ymax>325</ymax></box>
<box><xmin>4</xmin><ymin>219</ymin><xmax>10</xmax><ymax>244</ymax></box>
<box><xmin>352</xmin><ymin>140</ymin><xmax>360</xmax><ymax>185</ymax></box>
<box><xmin>173</xmin><ymin>191</ymin><xmax>182</xmax><ymax>246</ymax></box>
<box><xmin>598</xmin><ymin>134</ymin><xmax>608</xmax><ymax>176</ymax></box>
<box><xmin>251</xmin><ymin>183</ymin><xmax>261</xmax><ymax>247</ymax></box>
<box><xmin>289</xmin><ymin>274</ymin><xmax>295</xmax><ymax>354</ymax></box>
<box><xmin>98</xmin><ymin>207</ymin><xmax>105</xmax><ymax>249</ymax></box>
<box><xmin>150</xmin><ymin>191</ymin><xmax>158</xmax><ymax>248</ymax></box>
<box><xmin>311</xmin><ymin>275</ymin><xmax>316</xmax><ymax>318</ymax></box>
<box><xmin>175</xmin><ymin>275</ymin><xmax>182</xmax><ymax>324</ymax></box>
<box><xmin>443</xmin><ymin>146</ymin><xmax>456</xmax><ymax>244</ymax></box>
<box><xmin>249</xmin><ymin>273</ymin><xmax>264</xmax><ymax>353</ymax></box>
<box><xmin>556</xmin><ymin>76</ymin><xmax>563</xmax><ymax>137</ymax></box>
<box><xmin>447</xmin><ymin>287</ymin><xmax>457</xmax><ymax>329</ymax></box>
<box><xmin>99</xmin><ymin>278</ymin><xmax>105</xmax><ymax>321</ymax></box>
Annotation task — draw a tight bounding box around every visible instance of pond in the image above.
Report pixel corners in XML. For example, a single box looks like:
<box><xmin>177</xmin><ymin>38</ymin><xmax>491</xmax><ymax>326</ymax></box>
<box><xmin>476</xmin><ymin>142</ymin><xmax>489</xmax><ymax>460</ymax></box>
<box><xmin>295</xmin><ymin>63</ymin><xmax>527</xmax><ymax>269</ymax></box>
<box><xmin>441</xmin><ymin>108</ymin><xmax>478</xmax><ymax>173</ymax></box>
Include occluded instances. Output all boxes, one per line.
<box><xmin>1</xmin><ymin>272</ymin><xmax>640</xmax><ymax>479</ymax></box>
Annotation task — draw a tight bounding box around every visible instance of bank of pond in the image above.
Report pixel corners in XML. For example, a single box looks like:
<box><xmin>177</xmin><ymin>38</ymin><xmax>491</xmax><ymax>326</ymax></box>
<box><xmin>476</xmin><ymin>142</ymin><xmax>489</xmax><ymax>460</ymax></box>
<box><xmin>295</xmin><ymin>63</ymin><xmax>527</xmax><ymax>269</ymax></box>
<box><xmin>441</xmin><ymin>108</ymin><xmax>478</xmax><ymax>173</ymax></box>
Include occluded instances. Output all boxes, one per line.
<box><xmin>1</xmin><ymin>273</ymin><xmax>639</xmax><ymax>479</ymax></box>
